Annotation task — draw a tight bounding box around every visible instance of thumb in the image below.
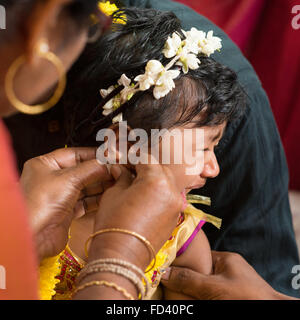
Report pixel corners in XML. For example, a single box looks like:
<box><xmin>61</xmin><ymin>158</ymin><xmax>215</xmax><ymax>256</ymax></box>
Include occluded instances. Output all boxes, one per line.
<box><xmin>161</xmin><ymin>266</ymin><xmax>218</xmax><ymax>299</ymax></box>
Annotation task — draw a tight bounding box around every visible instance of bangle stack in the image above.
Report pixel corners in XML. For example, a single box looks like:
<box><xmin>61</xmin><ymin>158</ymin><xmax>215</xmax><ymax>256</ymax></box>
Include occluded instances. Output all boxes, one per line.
<box><xmin>84</xmin><ymin>228</ymin><xmax>157</xmax><ymax>273</ymax></box>
<box><xmin>73</xmin><ymin>228</ymin><xmax>154</xmax><ymax>300</ymax></box>
<box><xmin>73</xmin><ymin>280</ymin><xmax>135</xmax><ymax>300</ymax></box>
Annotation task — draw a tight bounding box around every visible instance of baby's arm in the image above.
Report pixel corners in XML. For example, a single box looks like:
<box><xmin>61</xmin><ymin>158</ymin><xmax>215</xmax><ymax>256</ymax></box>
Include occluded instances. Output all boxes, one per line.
<box><xmin>163</xmin><ymin>229</ymin><xmax>212</xmax><ymax>300</ymax></box>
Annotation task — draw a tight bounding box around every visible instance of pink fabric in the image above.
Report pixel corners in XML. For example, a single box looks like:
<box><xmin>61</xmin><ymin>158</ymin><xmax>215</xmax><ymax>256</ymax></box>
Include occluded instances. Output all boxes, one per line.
<box><xmin>176</xmin><ymin>220</ymin><xmax>206</xmax><ymax>257</ymax></box>
<box><xmin>176</xmin><ymin>0</ymin><xmax>300</xmax><ymax>190</ymax></box>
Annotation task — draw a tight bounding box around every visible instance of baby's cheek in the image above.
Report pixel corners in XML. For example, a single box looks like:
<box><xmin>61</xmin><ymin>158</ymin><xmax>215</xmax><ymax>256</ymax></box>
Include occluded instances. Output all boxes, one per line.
<box><xmin>164</xmin><ymin>163</ymin><xmax>198</xmax><ymax>188</ymax></box>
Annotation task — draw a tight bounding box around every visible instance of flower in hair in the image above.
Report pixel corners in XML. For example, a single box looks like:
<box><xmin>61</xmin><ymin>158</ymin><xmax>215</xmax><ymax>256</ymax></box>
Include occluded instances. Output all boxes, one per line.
<box><xmin>162</xmin><ymin>32</ymin><xmax>182</xmax><ymax>58</ymax></box>
<box><xmin>100</xmin><ymin>85</ymin><xmax>122</xmax><ymax>123</ymax></box>
<box><xmin>99</xmin><ymin>27</ymin><xmax>222</xmax><ymax>123</ymax></box>
<box><xmin>153</xmin><ymin>69</ymin><xmax>181</xmax><ymax>99</ymax></box>
<box><xmin>176</xmin><ymin>47</ymin><xmax>201</xmax><ymax>74</ymax></box>
<box><xmin>134</xmin><ymin>60</ymin><xmax>163</xmax><ymax>90</ymax></box>
<box><xmin>199</xmin><ymin>31</ymin><xmax>222</xmax><ymax>57</ymax></box>
<box><xmin>135</xmin><ymin>61</ymin><xmax>180</xmax><ymax>99</ymax></box>
<box><xmin>183</xmin><ymin>28</ymin><xmax>206</xmax><ymax>54</ymax></box>
<box><xmin>100</xmin><ymin>74</ymin><xmax>134</xmax><ymax>123</ymax></box>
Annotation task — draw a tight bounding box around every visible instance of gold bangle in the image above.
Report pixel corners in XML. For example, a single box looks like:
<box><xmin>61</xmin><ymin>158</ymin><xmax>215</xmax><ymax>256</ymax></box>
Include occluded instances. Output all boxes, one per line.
<box><xmin>73</xmin><ymin>280</ymin><xmax>134</xmax><ymax>300</ymax></box>
<box><xmin>85</xmin><ymin>228</ymin><xmax>156</xmax><ymax>273</ymax></box>
<box><xmin>82</xmin><ymin>258</ymin><xmax>150</xmax><ymax>296</ymax></box>
<box><xmin>77</xmin><ymin>264</ymin><xmax>145</xmax><ymax>299</ymax></box>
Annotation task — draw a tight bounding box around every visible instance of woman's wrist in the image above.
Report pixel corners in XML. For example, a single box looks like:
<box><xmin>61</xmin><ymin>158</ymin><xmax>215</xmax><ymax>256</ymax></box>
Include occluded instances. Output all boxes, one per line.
<box><xmin>75</xmin><ymin>233</ymin><xmax>152</xmax><ymax>300</ymax></box>
<box><xmin>87</xmin><ymin>232</ymin><xmax>152</xmax><ymax>272</ymax></box>
<box><xmin>73</xmin><ymin>270</ymin><xmax>138</xmax><ymax>300</ymax></box>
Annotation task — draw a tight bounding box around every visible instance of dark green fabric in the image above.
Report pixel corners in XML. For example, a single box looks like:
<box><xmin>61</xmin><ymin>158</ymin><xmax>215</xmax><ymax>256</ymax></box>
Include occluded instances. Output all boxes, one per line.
<box><xmin>122</xmin><ymin>0</ymin><xmax>300</xmax><ymax>297</ymax></box>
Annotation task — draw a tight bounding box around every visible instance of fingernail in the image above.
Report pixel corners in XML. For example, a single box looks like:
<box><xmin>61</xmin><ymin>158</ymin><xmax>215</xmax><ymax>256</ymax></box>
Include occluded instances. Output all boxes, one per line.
<box><xmin>161</xmin><ymin>267</ymin><xmax>171</xmax><ymax>281</ymax></box>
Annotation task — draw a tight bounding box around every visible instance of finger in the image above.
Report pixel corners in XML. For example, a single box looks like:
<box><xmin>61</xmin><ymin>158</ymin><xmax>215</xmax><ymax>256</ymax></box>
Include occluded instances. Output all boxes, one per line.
<box><xmin>211</xmin><ymin>250</ymin><xmax>240</xmax><ymax>266</ymax></box>
<box><xmin>112</xmin><ymin>165</ymin><xmax>134</xmax><ymax>189</ymax></box>
<box><xmin>81</xmin><ymin>183</ymin><xmax>103</xmax><ymax>198</ymax></box>
<box><xmin>40</xmin><ymin>147</ymin><xmax>97</xmax><ymax>170</ymax></box>
<box><xmin>74</xmin><ymin>195</ymin><xmax>102</xmax><ymax>219</ymax></box>
<box><xmin>66</xmin><ymin>159</ymin><xmax>111</xmax><ymax>191</ymax></box>
<box><xmin>81</xmin><ymin>180</ymin><xmax>114</xmax><ymax>198</ymax></box>
<box><xmin>161</xmin><ymin>266</ymin><xmax>218</xmax><ymax>299</ymax></box>
<box><xmin>211</xmin><ymin>250</ymin><xmax>227</xmax><ymax>265</ymax></box>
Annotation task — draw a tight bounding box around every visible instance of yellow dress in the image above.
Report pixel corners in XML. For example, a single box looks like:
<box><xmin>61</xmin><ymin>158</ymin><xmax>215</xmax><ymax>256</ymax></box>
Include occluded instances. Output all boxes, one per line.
<box><xmin>39</xmin><ymin>195</ymin><xmax>221</xmax><ymax>300</ymax></box>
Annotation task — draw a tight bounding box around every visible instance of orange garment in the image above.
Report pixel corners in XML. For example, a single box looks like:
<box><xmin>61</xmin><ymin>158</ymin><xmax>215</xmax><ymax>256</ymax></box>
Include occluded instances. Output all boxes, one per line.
<box><xmin>0</xmin><ymin>120</ymin><xmax>38</xmax><ymax>300</ymax></box>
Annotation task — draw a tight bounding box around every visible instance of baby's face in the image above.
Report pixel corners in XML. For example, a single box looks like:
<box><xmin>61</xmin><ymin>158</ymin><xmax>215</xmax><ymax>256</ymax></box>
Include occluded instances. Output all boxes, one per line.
<box><xmin>160</xmin><ymin>122</ymin><xmax>226</xmax><ymax>194</ymax></box>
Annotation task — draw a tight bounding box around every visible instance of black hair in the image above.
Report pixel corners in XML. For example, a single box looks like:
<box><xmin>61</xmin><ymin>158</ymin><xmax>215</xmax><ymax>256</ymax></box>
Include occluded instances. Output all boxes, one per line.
<box><xmin>62</xmin><ymin>8</ymin><xmax>247</xmax><ymax>146</ymax></box>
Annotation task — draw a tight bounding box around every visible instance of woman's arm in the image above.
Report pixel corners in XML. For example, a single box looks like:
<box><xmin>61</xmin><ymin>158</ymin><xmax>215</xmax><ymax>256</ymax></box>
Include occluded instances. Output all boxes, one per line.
<box><xmin>73</xmin><ymin>164</ymin><xmax>184</xmax><ymax>300</ymax></box>
<box><xmin>164</xmin><ymin>229</ymin><xmax>212</xmax><ymax>300</ymax></box>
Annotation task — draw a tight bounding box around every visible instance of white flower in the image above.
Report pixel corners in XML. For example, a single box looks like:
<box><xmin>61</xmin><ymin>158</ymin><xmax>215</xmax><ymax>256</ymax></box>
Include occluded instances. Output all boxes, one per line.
<box><xmin>100</xmin><ymin>85</ymin><xmax>114</xmax><ymax>99</ymax></box>
<box><xmin>118</xmin><ymin>73</ymin><xmax>131</xmax><ymax>87</ymax></box>
<box><xmin>102</xmin><ymin>99</ymin><xmax>123</xmax><ymax>123</ymax></box>
<box><xmin>134</xmin><ymin>73</ymin><xmax>155</xmax><ymax>91</ymax></box>
<box><xmin>176</xmin><ymin>49</ymin><xmax>201</xmax><ymax>74</ymax></box>
<box><xmin>162</xmin><ymin>32</ymin><xmax>182</xmax><ymax>58</ymax></box>
<box><xmin>100</xmin><ymin>85</ymin><xmax>115</xmax><ymax>111</ymax></box>
<box><xmin>153</xmin><ymin>69</ymin><xmax>180</xmax><ymax>99</ymax></box>
<box><xmin>184</xmin><ymin>28</ymin><xmax>206</xmax><ymax>54</ymax></box>
<box><xmin>146</xmin><ymin>60</ymin><xmax>165</xmax><ymax>75</ymax></box>
<box><xmin>199</xmin><ymin>31</ymin><xmax>222</xmax><ymax>57</ymax></box>
<box><xmin>112</xmin><ymin>113</ymin><xmax>123</xmax><ymax>124</ymax></box>
<box><xmin>117</xmin><ymin>74</ymin><xmax>135</xmax><ymax>103</ymax></box>
<box><xmin>135</xmin><ymin>60</ymin><xmax>164</xmax><ymax>91</ymax></box>
<box><xmin>102</xmin><ymin>98</ymin><xmax>114</xmax><ymax>110</ymax></box>
<box><xmin>102</xmin><ymin>108</ymin><xmax>113</xmax><ymax>116</ymax></box>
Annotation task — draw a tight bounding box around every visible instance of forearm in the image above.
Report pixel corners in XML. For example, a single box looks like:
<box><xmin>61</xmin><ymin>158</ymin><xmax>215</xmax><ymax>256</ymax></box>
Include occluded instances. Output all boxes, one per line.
<box><xmin>73</xmin><ymin>233</ymin><xmax>152</xmax><ymax>300</ymax></box>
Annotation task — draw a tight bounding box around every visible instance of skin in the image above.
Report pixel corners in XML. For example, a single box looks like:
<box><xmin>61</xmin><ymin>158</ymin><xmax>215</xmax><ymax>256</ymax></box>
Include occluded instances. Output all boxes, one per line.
<box><xmin>161</xmin><ymin>251</ymin><xmax>299</xmax><ymax>300</ymax></box>
<box><xmin>69</xmin><ymin>123</ymin><xmax>225</xmax><ymax>259</ymax></box>
<box><xmin>69</xmin><ymin>122</ymin><xmax>224</xmax><ymax>300</ymax></box>
<box><xmin>2</xmin><ymin>1</ymin><xmax>297</xmax><ymax>301</ymax></box>
<box><xmin>0</xmin><ymin>0</ymin><xmax>91</xmax><ymax>116</ymax></box>
<box><xmin>0</xmin><ymin>0</ymin><xmax>183</xmax><ymax>300</ymax></box>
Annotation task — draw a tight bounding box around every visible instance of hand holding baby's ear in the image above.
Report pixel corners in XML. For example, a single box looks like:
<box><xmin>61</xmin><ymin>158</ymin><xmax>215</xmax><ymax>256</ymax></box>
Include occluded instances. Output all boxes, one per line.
<box><xmin>93</xmin><ymin>163</ymin><xmax>183</xmax><ymax>252</ymax></box>
<box><xmin>20</xmin><ymin>147</ymin><xmax>112</xmax><ymax>261</ymax></box>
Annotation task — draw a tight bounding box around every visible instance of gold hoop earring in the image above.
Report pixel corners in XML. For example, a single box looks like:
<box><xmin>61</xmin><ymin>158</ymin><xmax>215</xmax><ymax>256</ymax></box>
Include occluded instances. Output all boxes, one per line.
<box><xmin>4</xmin><ymin>40</ymin><xmax>66</xmax><ymax>115</ymax></box>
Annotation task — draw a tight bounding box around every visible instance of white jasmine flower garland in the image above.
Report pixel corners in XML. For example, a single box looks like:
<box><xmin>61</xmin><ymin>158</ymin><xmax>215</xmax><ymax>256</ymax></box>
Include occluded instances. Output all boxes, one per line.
<box><xmin>99</xmin><ymin>28</ymin><xmax>222</xmax><ymax>122</ymax></box>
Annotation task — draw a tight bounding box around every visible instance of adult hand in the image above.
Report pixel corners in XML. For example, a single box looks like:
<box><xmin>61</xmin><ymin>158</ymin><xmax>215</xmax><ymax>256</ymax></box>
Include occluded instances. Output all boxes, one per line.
<box><xmin>161</xmin><ymin>251</ymin><xmax>297</xmax><ymax>300</ymax></box>
<box><xmin>20</xmin><ymin>147</ymin><xmax>112</xmax><ymax>261</ymax></box>
<box><xmin>88</xmin><ymin>163</ymin><xmax>184</xmax><ymax>271</ymax></box>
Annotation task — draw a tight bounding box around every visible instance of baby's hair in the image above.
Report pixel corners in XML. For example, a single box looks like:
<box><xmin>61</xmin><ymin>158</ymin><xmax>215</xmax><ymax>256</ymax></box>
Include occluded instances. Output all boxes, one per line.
<box><xmin>62</xmin><ymin>8</ymin><xmax>247</xmax><ymax>146</ymax></box>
